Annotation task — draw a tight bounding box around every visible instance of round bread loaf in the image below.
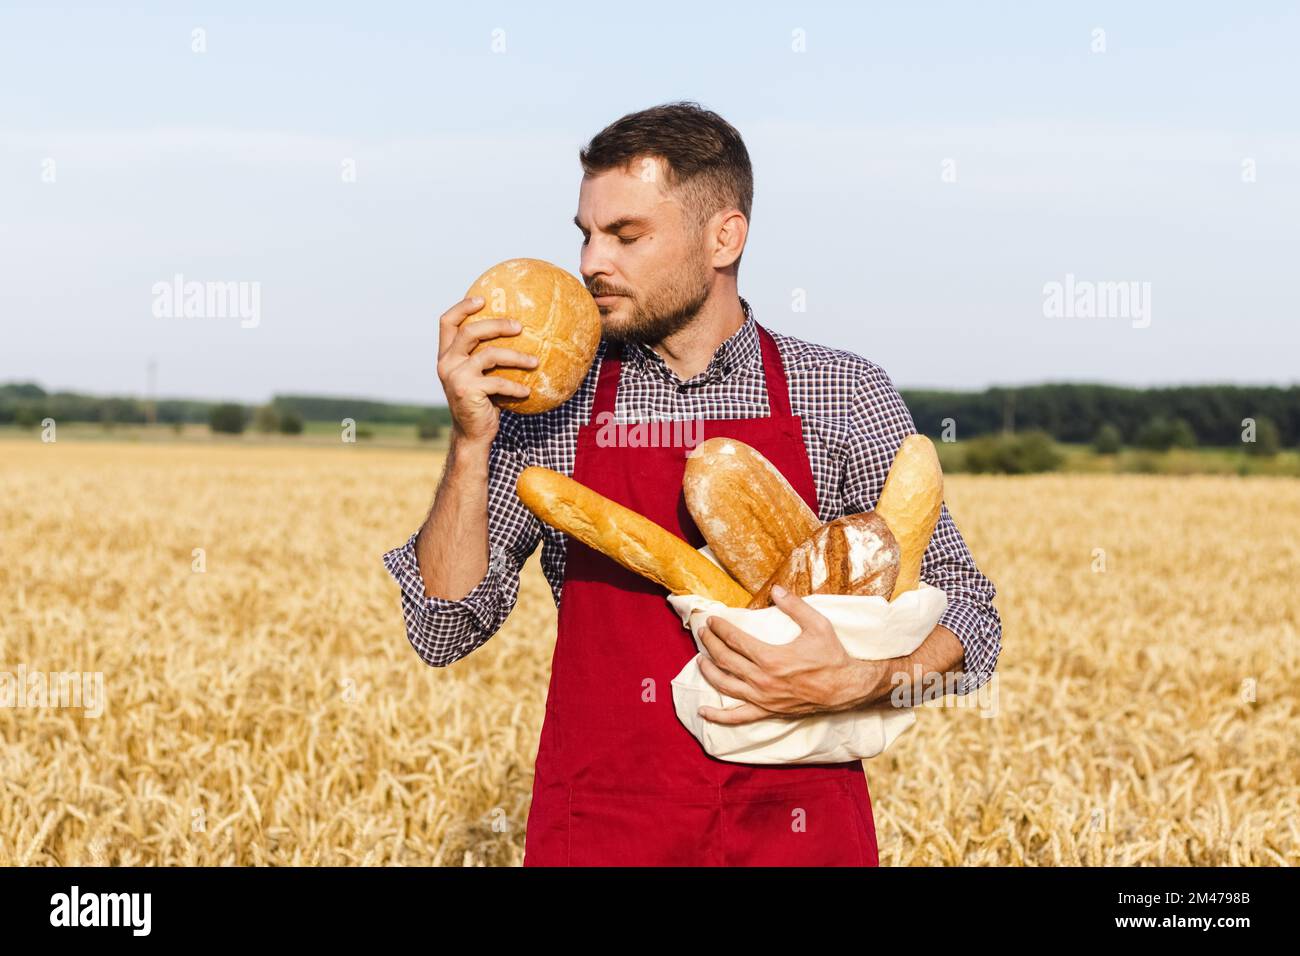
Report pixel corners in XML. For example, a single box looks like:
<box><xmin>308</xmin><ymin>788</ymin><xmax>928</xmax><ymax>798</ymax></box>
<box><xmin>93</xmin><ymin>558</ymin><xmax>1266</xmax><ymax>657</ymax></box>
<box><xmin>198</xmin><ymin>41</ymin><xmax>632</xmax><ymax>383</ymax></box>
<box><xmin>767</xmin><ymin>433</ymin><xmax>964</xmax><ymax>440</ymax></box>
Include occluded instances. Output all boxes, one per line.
<box><xmin>464</xmin><ymin>258</ymin><xmax>601</xmax><ymax>415</ymax></box>
<box><xmin>746</xmin><ymin>512</ymin><xmax>900</xmax><ymax>609</ymax></box>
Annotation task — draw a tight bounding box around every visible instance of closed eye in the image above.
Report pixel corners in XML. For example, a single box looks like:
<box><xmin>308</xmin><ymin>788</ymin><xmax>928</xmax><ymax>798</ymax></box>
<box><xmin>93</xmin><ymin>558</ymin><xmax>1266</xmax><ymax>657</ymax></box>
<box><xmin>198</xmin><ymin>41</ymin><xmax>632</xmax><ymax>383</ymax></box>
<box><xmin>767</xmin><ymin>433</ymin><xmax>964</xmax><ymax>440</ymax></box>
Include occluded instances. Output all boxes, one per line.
<box><xmin>578</xmin><ymin>233</ymin><xmax>640</xmax><ymax>246</ymax></box>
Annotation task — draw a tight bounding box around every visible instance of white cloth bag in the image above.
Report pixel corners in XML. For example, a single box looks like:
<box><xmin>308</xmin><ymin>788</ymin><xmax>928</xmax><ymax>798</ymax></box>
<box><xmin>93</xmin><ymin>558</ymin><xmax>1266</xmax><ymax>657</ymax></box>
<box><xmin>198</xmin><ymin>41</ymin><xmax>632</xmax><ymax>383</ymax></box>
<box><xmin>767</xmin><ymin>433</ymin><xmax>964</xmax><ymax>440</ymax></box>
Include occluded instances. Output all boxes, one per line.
<box><xmin>666</xmin><ymin>546</ymin><xmax>948</xmax><ymax>765</ymax></box>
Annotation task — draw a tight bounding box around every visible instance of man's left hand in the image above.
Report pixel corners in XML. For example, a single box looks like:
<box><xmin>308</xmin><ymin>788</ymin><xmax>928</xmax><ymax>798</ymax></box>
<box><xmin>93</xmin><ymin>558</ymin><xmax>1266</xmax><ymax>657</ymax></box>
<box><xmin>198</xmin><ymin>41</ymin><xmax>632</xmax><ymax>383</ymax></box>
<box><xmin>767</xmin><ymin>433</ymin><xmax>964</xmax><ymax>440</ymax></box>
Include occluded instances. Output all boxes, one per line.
<box><xmin>695</xmin><ymin>584</ymin><xmax>885</xmax><ymax>725</ymax></box>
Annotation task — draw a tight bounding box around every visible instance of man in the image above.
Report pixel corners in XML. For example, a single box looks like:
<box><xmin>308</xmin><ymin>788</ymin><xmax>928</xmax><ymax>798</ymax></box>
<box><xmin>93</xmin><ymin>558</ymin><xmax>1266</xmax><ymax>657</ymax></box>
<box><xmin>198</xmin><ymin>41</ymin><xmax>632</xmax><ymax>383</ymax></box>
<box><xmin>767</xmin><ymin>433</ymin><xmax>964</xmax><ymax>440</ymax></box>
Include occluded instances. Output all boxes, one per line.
<box><xmin>383</xmin><ymin>101</ymin><xmax>1002</xmax><ymax>866</ymax></box>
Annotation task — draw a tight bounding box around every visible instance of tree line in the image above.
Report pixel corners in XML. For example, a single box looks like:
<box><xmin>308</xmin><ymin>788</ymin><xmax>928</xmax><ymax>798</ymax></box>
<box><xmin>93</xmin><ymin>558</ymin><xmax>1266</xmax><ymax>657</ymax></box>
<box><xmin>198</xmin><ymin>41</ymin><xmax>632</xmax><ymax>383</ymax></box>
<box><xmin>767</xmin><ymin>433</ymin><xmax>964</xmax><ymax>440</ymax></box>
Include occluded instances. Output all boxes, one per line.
<box><xmin>0</xmin><ymin>384</ymin><xmax>453</xmax><ymax>440</ymax></box>
<box><xmin>1</xmin><ymin>381</ymin><xmax>1294</xmax><ymax>450</ymax></box>
<box><xmin>900</xmin><ymin>383</ymin><xmax>1297</xmax><ymax>448</ymax></box>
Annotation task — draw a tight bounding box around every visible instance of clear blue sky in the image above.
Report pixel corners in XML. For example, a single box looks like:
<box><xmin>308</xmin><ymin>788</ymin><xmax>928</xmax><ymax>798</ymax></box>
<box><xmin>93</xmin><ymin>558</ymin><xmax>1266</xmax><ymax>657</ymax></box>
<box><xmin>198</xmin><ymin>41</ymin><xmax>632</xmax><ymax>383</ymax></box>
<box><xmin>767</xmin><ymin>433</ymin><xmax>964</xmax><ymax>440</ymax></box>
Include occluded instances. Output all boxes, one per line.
<box><xmin>2</xmin><ymin>1</ymin><xmax>1296</xmax><ymax>404</ymax></box>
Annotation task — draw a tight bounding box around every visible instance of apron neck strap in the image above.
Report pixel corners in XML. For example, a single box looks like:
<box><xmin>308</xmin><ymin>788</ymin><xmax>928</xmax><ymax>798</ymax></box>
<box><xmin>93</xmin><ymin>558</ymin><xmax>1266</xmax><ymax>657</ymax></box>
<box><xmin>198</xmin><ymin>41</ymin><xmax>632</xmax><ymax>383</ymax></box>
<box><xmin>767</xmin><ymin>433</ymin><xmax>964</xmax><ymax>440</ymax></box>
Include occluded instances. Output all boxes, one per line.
<box><xmin>591</xmin><ymin>340</ymin><xmax>623</xmax><ymax>420</ymax></box>
<box><xmin>756</xmin><ymin>323</ymin><xmax>792</xmax><ymax>419</ymax></box>
<box><xmin>590</xmin><ymin>321</ymin><xmax>792</xmax><ymax>421</ymax></box>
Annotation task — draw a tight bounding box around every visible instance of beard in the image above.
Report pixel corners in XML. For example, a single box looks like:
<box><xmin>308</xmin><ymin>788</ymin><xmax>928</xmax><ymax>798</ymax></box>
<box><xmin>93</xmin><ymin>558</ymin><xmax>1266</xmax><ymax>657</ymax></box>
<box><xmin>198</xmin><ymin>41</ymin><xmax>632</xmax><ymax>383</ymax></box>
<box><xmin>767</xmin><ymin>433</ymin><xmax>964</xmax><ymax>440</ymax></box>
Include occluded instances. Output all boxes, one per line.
<box><xmin>595</xmin><ymin>256</ymin><xmax>713</xmax><ymax>346</ymax></box>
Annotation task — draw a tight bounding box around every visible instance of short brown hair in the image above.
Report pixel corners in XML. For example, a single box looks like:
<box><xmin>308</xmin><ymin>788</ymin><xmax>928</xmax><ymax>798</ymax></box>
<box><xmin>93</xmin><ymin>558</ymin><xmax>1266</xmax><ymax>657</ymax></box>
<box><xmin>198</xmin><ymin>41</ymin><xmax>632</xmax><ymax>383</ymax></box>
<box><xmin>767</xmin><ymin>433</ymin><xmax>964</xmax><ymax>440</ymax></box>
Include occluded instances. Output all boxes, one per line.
<box><xmin>579</xmin><ymin>101</ymin><xmax>753</xmax><ymax>248</ymax></box>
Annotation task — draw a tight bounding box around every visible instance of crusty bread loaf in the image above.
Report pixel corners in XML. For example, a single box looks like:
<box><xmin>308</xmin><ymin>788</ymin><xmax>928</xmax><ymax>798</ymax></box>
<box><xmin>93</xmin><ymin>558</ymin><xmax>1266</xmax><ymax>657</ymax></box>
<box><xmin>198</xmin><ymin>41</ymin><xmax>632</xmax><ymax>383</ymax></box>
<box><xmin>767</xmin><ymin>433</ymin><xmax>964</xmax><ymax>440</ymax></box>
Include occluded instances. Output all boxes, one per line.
<box><xmin>683</xmin><ymin>437</ymin><xmax>822</xmax><ymax>593</ymax></box>
<box><xmin>873</xmin><ymin>435</ymin><xmax>944</xmax><ymax>600</ymax></box>
<box><xmin>465</xmin><ymin>258</ymin><xmax>601</xmax><ymax>414</ymax></box>
<box><xmin>516</xmin><ymin>466</ymin><xmax>752</xmax><ymax>607</ymax></box>
<box><xmin>746</xmin><ymin>512</ymin><xmax>900</xmax><ymax>609</ymax></box>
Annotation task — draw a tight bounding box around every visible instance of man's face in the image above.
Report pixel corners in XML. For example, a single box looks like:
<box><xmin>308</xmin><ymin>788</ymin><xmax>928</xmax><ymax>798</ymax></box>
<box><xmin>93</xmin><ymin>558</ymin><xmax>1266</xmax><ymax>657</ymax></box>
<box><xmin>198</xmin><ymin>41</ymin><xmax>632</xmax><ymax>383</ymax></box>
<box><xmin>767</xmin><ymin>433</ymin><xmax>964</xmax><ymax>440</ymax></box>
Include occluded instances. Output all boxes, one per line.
<box><xmin>574</xmin><ymin>158</ymin><xmax>713</xmax><ymax>345</ymax></box>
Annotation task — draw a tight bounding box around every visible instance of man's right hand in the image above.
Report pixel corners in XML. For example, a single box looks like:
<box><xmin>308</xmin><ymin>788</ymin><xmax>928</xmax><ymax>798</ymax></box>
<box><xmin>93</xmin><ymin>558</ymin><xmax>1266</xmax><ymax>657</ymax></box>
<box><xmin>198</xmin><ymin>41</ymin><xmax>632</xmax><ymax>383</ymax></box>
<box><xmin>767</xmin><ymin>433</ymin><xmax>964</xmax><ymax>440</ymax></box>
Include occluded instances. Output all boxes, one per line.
<box><xmin>437</xmin><ymin>296</ymin><xmax>538</xmax><ymax>448</ymax></box>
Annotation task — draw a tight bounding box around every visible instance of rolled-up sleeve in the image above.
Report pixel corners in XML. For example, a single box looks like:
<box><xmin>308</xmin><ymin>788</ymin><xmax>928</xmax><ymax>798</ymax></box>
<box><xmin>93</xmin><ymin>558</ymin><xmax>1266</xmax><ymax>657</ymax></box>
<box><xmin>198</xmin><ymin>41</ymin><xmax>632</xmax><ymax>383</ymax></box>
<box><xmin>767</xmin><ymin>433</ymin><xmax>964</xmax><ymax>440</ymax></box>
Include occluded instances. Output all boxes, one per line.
<box><xmin>842</xmin><ymin>363</ymin><xmax>1003</xmax><ymax>695</ymax></box>
<box><xmin>380</xmin><ymin>420</ymin><xmax>542</xmax><ymax>667</ymax></box>
<box><xmin>919</xmin><ymin>504</ymin><xmax>1002</xmax><ymax>694</ymax></box>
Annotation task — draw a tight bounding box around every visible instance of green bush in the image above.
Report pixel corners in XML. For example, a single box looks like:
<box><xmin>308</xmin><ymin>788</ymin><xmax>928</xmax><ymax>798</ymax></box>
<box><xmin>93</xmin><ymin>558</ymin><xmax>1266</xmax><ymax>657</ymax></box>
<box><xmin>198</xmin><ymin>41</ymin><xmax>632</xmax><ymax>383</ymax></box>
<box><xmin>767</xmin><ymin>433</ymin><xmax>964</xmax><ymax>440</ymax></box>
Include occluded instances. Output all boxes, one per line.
<box><xmin>1243</xmin><ymin>416</ymin><xmax>1280</xmax><ymax>457</ymax></box>
<box><xmin>1093</xmin><ymin>422</ymin><xmax>1122</xmax><ymax>454</ymax></box>
<box><xmin>416</xmin><ymin>414</ymin><xmax>442</xmax><ymax>441</ymax></box>
<box><xmin>209</xmin><ymin>403</ymin><xmax>246</xmax><ymax>435</ymax></box>
<box><xmin>1123</xmin><ymin>451</ymin><xmax>1162</xmax><ymax>474</ymax></box>
<box><xmin>253</xmin><ymin>404</ymin><xmax>280</xmax><ymax>433</ymax></box>
<box><xmin>14</xmin><ymin>405</ymin><xmax>43</xmax><ymax>429</ymax></box>
<box><xmin>1136</xmin><ymin>416</ymin><xmax>1197</xmax><ymax>451</ymax></box>
<box><xmin>278</xmin><ymin>410</ymin><xmax>304</xmax><ymax>435</ymax></box>
<box><xmin>961</xmin><ymin>430</ymin><xmax>1064</xmax><ymax>474</ymax></box>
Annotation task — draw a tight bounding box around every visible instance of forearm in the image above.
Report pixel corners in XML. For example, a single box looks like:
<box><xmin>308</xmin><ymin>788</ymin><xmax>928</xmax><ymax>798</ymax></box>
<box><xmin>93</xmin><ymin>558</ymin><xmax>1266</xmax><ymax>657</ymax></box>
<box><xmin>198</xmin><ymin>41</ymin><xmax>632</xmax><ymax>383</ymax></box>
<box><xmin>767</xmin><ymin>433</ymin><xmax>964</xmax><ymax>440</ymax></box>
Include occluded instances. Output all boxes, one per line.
<box><xmin>414</xmin><ymin>433</ymin><xmax>493</xmax><ymax>600</ymax></box>
<box><xmin>381</xmin><ymin>422</ymin><xmax>542</xmax><ymax>667</ymax></box>
<box><xmin>855</xmin><ymin>623</ymin><xmax>966</xmax><ymax>707</ymax></box>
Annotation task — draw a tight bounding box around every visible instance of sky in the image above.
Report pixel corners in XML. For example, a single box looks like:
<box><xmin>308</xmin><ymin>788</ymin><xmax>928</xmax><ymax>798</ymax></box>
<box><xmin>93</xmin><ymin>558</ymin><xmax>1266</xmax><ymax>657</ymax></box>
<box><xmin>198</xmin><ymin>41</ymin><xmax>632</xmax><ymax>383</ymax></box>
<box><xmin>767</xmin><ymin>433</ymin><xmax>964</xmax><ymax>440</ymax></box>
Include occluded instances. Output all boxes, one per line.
<box><xmin>2</xmin><ymin>1</ymin><xmax>1297</xmax><ymax>405</ymax></box>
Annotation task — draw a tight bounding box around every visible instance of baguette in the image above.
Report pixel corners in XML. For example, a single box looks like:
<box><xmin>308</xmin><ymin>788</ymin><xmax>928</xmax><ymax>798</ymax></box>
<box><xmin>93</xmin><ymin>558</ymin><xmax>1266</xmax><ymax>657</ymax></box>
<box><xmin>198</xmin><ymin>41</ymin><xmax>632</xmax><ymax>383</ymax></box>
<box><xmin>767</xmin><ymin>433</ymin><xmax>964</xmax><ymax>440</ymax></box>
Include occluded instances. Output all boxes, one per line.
<box><xmin>683</xmin><ymin>437</ymin><xmax>821</xmax><ymax>592</ymax></box>
<box><xmin>746</xmin><ymin>512</ymin><xmax>900</xmax><ymax>609</ymax></box>
<box><xmin>516</xmin><ymin>466</ymin><xmax>752</xmax><ymax>607</ymax></box>
<box><xmin>873</xmin><ymin>435</ymin><xmax>944</xmax><ymax>600</ymax></box>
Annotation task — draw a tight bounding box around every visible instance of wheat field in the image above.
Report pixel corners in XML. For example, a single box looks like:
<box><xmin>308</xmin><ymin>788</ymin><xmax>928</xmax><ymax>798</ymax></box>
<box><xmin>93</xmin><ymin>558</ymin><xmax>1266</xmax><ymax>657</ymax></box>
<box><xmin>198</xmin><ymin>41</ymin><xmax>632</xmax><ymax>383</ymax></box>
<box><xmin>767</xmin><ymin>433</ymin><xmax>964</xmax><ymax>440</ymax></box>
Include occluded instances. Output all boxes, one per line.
<box><xmin>1</xmin><ymin>440</ymin><xmax>1296</xmax><ymax>866</ymax></box>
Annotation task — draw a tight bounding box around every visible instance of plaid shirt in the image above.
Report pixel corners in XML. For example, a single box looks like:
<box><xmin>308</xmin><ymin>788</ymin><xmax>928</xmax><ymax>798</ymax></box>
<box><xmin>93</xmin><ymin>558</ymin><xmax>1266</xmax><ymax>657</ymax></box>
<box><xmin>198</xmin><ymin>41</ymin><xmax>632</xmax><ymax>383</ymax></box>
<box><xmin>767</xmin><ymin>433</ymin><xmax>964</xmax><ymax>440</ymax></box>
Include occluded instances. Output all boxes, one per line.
<box><xmin>383</xmin><ymin>296</ymin><xmax>1002</xmax><ymax>694</ymax></box>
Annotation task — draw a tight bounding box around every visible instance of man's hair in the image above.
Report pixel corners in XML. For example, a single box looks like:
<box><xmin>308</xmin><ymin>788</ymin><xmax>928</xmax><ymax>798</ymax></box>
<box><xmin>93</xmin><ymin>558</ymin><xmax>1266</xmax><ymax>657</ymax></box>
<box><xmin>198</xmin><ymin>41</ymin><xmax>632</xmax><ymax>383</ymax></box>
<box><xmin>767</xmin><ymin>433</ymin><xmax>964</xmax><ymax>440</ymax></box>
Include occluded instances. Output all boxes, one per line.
<box><xmin>579</xmin><ymin>101</ymin><xmax>753</xmax><ymax>260</ymax></box>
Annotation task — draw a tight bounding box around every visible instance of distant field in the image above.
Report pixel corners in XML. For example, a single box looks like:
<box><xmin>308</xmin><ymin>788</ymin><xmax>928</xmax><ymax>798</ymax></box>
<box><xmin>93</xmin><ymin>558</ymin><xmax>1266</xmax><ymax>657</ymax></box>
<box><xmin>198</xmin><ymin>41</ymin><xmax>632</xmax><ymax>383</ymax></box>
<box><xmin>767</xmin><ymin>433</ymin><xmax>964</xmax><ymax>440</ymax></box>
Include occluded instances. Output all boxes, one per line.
<box><xmin>932</xmin><ymin>439</ymin><xmax>1300</xmax><ymax>476</ymax></box>
<box><xmin>3</xmin><ymin>423</ymin><xmax>1295</xmax><ymax>476</ymax></box>
<box><xmin>0</xmin><ymin>421</ymin><xmax>447</xmax><ymax>451</ymax></box>
<box><xmin>1056</xmin><ymin>442</ymin><xmax>1298</xmax><ymax>476</ymax></box>
<box><xmin>1</xmin><ymin>438</ymin><xmax>1296</xmax><ymax>865</ymax></box>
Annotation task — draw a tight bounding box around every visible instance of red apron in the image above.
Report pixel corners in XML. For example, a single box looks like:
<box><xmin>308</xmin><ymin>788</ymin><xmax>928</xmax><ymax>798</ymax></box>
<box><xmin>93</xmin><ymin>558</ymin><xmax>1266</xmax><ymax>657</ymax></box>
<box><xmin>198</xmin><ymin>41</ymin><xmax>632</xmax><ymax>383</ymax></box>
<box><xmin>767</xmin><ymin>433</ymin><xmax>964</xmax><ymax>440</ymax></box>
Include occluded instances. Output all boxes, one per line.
<box><xmin>522</xmin><ymin>323</ymin><xmax>880</xmax><ymax>866</ymax></box>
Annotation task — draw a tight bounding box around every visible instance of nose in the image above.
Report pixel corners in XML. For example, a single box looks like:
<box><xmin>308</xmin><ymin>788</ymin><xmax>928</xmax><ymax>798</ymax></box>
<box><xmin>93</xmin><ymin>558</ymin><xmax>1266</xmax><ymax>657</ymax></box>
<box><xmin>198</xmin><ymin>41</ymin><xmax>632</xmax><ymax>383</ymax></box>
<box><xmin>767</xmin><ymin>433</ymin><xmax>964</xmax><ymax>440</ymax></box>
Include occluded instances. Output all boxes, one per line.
<box><xmin>579</xmin><ymin>241</ymin><xmax>613</xmax><ymax>289</ymax></box>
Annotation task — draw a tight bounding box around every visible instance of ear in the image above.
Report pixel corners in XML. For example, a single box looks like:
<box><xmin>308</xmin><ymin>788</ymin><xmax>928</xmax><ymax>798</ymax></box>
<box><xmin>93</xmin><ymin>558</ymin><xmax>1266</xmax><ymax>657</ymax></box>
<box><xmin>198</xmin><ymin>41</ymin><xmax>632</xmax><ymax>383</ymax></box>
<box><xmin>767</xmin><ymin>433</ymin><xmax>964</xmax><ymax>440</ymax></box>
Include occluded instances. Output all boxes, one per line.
<box><xmin>710</xmin><ymin>210</ymin><xmax>748</xmax><ymax>269</ymax></box>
